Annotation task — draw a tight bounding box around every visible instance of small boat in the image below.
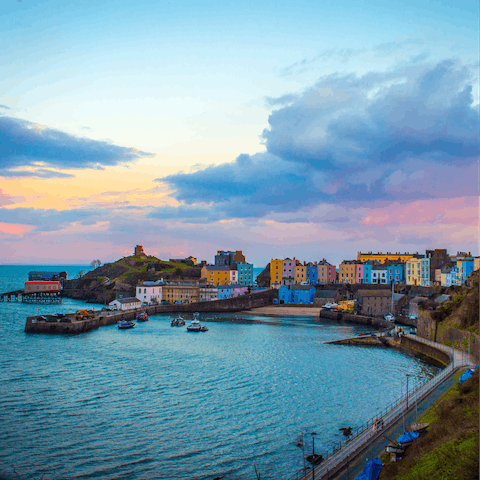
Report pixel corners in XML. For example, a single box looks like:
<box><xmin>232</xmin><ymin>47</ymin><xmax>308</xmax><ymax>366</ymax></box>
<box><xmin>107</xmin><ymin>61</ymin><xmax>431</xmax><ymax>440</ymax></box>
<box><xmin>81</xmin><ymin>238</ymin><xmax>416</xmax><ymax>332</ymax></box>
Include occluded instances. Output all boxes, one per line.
<box><xmin>171</xmin><ymin>317</ymin><xmax>185</xmax><ymax>326</ymax></box>
<box><xmin>118</xmin><ymin>320</ymin><xmax>136</xmax><ymax>329</ymax></box>
<box><xmin>396</xmin><ymin>431</ymin><xmax>420</xmax><ymax>446</ymax></box>
<box><xmin>186</xmin><ymin>319</ymin><xmax>202</xmax><ymax>332</ymax></box>
<box><xmin>353</xmin><ymin>458</ymin><xmax>383</xmax><ymax>480</ymax></box>
<box><xmin>409</xmin><ymin>422</ymin><xmax>429</xmax><ymax>433</ymax></box>
<box><xmin>385</xmin><ymin>444</ymin><xmax>405</xmax><ymax>454</ymax></box>
<box><xmin>384</xmin><ymin>313</ymin><xmax>395</xmax><ymax>322</ymax></box>
<box><xmin>200</xmin><ymin>325</ymin><xmax>209</xmax><ymax>332</ymax></box>
<box><xmin>137</xmin><ymin>312</ymin><xmax>149</xmax><ymax>322</ymax></box>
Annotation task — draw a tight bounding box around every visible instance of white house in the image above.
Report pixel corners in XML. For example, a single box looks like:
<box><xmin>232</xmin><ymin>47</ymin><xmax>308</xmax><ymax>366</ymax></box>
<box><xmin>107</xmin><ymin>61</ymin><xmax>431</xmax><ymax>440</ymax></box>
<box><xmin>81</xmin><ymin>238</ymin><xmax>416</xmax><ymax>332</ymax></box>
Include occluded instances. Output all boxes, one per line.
<box><xmin>109</xmin><ymin>297</ymin><xmax>142</xmax><ymax>310</ymax></box>
<box><xmin>136</xmin><ymin>283</ymin><xmax>163</xmax><ymax>304</ymax></box>
<box><xmin>199</xmin><ymin>286</ymin><xmax>218</xmax><ymax>302</ymax></box>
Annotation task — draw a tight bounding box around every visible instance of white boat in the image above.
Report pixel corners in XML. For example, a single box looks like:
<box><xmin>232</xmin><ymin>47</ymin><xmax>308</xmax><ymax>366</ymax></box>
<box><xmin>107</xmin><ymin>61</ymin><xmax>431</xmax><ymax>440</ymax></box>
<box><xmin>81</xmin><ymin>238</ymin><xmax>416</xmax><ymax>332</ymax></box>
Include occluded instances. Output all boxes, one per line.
<box><xmin>385</xmin><ymin>313</ymin><xmax>395</xmax><ymax>322</ymax></box>
<box><xmin>323</xmin><ymin>302</ymin><xmax>338</xmax><ymax>310</ymax></box>
<box><xmin>186</xmin><ymin>319</ymin><xmax>202</xmax><ymax>332</ymax></box>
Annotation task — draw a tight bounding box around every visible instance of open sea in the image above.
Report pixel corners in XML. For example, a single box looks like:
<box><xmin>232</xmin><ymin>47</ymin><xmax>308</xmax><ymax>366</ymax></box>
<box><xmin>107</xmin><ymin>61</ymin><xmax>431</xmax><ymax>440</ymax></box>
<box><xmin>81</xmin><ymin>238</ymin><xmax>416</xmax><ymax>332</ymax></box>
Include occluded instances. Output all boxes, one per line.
<box><xmin>0</xmin><ymin>265</ymin><xmax>437</xmax><ymax>480</ymax></box>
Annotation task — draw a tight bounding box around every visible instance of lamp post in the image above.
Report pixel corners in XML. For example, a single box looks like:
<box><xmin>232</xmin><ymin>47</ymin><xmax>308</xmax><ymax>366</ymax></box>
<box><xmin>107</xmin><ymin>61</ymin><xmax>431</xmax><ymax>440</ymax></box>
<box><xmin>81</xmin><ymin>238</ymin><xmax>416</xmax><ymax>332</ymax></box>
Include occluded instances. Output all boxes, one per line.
<box><xmin>406</xmin><ymin>374</ymin><xmax>412</xmax><ymax>410</ymax></box>
<box><xmin>311</xmin><ymin>431</ymin><xmax>317</xmax><ymax>480</ymax></box>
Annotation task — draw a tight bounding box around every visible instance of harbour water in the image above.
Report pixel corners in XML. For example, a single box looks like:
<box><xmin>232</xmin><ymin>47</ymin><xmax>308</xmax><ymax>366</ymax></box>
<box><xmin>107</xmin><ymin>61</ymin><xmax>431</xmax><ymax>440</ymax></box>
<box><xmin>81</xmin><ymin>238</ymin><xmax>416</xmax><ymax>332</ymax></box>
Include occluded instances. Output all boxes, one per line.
<box><xmin>0</xmin><ymin>266</ymin><xmax>437</xmax><ymax>480</ymax></box>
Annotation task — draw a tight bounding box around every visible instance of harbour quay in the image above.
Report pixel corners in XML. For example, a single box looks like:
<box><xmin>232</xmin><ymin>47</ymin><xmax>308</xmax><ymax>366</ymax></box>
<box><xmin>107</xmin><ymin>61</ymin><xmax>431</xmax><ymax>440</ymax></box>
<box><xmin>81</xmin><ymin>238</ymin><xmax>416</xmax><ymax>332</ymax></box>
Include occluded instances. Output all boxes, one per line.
<box><xmin>24</xmin><ymin>289</ymin><xmax>277</xmax><ymax>334</ymax></box>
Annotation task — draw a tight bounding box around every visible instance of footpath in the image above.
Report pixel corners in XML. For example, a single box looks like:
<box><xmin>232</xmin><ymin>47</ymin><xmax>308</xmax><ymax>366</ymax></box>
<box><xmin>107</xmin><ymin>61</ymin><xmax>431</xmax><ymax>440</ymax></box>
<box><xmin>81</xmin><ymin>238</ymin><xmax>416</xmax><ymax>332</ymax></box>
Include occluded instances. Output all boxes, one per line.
<box><xmin>289</xmin><ymin>335</ymin><xmax>476</xmax><ymax>480</ymax></box>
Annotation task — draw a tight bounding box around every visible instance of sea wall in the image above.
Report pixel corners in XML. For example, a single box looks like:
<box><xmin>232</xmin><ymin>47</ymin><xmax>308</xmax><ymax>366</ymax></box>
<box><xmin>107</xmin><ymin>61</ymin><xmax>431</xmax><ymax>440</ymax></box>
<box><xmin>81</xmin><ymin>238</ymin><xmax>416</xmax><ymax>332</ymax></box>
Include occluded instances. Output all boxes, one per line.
<box><xmin>319</xmin><ymin>310</ymin><xmax>394</xmax><ymax>329</ymax></box>
<box><xmin>391</xmin><ymin>335</ymin><xmax>451</xmax><ymax>368</ymax></box>
<box><xmin>25</xmin><ymin>289</ymin><xmax>277</xmax><ymax>333</ymax></box>
<box><xmin>25</xmin><ymin>316</ymin><xmax>100</xmax><ymax>334</ymax></box>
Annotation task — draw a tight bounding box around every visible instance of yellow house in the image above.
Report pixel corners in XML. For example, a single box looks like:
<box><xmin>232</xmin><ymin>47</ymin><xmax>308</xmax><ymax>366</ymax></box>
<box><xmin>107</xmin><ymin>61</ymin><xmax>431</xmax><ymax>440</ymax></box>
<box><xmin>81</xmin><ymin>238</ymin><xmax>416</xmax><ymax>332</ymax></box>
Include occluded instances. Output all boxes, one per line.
<box><xmin>270</xmin><ymin>259</ymin><xmax>283</xmax><ymax>284</ymax></box>
<box><xmin>406</xmin><ymin>257</ymin><xmax>422</xmax><ymax>285</ymax></box>
<box><xmin>357</xmin><ymin>251</ymin><xmax>414</xmax><ymax>264</ymax></box>
<box><xmin>339</xmin><ymin>261</ymin><xmax>357</xmax><ymax>284</ymax></box>
<box><xmin>201</xmin><ymin>265</ymin><xmax>232</xmax><ymax>286</ymax></box>
<box><xmin>162</xmin><ymin>285</ymin><xmax>199</xmax><ymax>304</ymax></box>
<box><xmin>294</xmin><ymin>265</ymin><xmax>307</xmax><ymax>284</ymax></box>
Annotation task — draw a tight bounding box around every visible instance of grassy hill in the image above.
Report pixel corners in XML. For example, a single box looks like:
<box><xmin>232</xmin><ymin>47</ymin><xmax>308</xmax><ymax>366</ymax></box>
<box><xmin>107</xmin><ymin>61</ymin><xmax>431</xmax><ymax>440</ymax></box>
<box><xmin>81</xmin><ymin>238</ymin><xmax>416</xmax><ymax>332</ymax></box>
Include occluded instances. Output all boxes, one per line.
<box><xmin>63</xmin><ymin>255</ymin><xmax>201</xmax><ymax>303</ymax></box>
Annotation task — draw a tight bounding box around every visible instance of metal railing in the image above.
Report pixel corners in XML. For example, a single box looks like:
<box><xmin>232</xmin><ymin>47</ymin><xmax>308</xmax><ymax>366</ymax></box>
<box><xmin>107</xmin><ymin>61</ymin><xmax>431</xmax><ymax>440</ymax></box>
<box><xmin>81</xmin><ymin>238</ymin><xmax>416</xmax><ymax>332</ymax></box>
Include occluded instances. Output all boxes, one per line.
<box><xmin>287</xmin><ymin>335</ymin><xmax>462</xmax><ymax>480</ymax></box>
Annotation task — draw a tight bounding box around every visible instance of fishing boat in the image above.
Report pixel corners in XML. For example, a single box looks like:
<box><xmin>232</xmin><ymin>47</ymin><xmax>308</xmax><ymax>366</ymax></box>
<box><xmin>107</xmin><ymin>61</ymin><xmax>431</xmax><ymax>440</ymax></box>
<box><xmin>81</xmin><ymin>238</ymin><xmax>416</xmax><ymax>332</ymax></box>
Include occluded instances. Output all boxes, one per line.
<box><xmin>118</xmin><ymin>320</ymin><xmax>136</xmax><ymax>329</ymax></box>
<box><xmin>200</xmin><ymin>325</ymin><xmax>209</xmax><ymax>332</ymax></box>
<box><xmin>137</xmin><ymin>312</ymin><xmax>149</xmax><ymax>322</ymax></box>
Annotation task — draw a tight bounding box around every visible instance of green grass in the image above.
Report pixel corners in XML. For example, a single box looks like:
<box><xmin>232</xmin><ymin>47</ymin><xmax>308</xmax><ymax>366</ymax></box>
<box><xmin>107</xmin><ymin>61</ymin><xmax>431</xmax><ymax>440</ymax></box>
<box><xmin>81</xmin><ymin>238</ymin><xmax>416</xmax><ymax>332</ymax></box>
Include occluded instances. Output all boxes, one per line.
<box><xmin>419</xmin><ymin>372</ymin><xmax>462</xmax><ymax>424</ymax></box>
<box><xmin>396</xmin><ymin>434</ymin><xmax>478</xmax><ymax>480</ymax></box>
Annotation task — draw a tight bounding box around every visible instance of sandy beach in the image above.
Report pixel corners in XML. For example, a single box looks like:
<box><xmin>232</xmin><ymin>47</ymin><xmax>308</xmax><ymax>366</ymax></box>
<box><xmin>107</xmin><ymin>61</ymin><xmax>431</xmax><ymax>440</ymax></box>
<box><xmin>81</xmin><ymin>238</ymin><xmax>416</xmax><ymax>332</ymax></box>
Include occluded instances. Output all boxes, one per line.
<box><xmin>240</xmin><ymin>306</ymin><xmax>322</xmax><ymax>317</ymax></box>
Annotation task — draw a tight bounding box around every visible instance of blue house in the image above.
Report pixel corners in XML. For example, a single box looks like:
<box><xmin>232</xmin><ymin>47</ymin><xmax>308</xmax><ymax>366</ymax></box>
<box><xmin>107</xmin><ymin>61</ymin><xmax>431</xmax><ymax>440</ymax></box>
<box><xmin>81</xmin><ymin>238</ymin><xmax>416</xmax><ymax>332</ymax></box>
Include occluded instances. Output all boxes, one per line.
<box><xmin>217</xmin><ymin>285</ymin><xmax>232</xmax><ymax>299</ymax></box>
<box><xmin>237</xmin><ymin>262</ymin><xmax>254</xmax><ymax>285</ymax></box>
<box><xmin>292</xmin><ymin>285</ymin><xmax>315</xmax><ymax>304</ymax></box>
<box><xmin>306</xmin><ymin>264</ymin><xmax>318</xmax><ymax>285</ymax></box>
<box><xmin>387</xmin><ymin>264</ymin><xmax>405</xmax><ymax>284</ymax></box>
<box><xmin>362</xmin><ymin>262</ymin><xmax>373</xmax><ymax>284</ymax></box>
<box><xmin>278</xmin><ymin>285</ymin><xmax>293</xmax><ymax>303</ymax></box>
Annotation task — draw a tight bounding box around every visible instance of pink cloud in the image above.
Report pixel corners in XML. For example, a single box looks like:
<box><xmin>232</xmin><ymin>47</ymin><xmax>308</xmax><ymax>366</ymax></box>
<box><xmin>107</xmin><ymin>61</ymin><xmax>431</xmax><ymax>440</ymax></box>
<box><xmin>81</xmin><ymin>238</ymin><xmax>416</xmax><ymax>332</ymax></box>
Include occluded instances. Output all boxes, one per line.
<box><xmin>361</xmin><ymin>197</ymin><xmax>479</xmax><ymax>227</ymax></box>
<box><xmin>0</xmin><ymin>222</ymin><xmax>35</xmax><ymax>236</ymax></box>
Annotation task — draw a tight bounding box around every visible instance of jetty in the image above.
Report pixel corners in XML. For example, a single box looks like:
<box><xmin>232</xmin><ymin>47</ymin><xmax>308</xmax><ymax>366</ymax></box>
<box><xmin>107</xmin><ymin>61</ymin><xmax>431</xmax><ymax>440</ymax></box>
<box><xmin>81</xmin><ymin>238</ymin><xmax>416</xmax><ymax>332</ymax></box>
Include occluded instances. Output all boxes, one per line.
<box><xmin>1</xmin><ymin>289</ymin><xmax>62</xmax><ymax>304</ymax></box>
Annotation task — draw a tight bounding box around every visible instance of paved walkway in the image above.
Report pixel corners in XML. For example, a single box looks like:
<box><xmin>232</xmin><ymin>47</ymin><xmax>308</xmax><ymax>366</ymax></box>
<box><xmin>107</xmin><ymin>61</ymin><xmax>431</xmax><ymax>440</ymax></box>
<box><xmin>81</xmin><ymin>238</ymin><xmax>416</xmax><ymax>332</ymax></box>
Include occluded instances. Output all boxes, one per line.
<box><xmin>289</xmin><ymin>335</ymin><xmax>476</xmax><ymax>480</ymax></box>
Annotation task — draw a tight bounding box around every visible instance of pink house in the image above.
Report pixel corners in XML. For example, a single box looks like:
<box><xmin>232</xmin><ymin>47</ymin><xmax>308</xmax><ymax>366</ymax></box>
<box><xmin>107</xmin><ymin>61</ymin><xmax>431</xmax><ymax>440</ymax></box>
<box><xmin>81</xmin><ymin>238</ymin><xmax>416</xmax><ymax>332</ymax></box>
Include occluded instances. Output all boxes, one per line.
<box><xmin>282</xmin><ymin>258</ymin><xmax>296</xmax><ymax>280</ymax></box>
<box><xmin>356</xmin><ymin>264</ymin><xmax>364</xmax><ymax>284</ymax></box>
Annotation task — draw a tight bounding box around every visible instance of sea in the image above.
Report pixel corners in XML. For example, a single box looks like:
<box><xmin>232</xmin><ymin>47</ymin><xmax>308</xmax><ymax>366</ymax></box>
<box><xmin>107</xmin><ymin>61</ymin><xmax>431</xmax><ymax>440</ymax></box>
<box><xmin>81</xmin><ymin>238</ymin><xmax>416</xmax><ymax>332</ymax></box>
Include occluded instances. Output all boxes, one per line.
<box><xmin>0</xmin><ymin>265</ymin><xmax>437</xmax><ymax>480</ymax></box>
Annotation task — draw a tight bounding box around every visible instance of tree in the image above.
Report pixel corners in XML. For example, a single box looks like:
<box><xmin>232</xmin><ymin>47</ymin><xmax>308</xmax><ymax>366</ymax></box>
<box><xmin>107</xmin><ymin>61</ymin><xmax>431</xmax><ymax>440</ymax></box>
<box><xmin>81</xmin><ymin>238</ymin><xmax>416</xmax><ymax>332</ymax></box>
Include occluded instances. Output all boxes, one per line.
<box><xmin>90</xmin><ymin>259</ymin><xmax>102</xmax><ymax>269</ymax></box>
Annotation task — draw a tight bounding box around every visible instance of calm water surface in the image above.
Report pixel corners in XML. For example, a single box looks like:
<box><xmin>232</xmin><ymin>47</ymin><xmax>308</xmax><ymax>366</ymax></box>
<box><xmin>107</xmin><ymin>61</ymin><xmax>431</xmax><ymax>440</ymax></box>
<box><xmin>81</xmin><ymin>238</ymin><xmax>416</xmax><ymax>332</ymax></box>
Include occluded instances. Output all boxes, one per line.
<box><xmin>0</xmin><ymin>266</ymin><xmax>436</xmax><ymax>480</ymax></box>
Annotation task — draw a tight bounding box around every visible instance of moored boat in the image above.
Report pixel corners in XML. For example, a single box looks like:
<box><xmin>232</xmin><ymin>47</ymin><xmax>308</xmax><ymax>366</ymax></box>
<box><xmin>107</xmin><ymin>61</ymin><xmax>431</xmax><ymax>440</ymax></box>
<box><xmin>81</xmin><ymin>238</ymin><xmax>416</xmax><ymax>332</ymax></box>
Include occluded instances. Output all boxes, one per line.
<box><xmin>200</xmin><ymin>325</ymin><xmax>209</xmax><ymax>332</ymax></box>
<box><xmin>171</xmin><ymin>317</ymin><xmax>185</xmax><ymax>326</ymax></box>
<box><xmin>118</xmin><ymin>320</ymin><xmax>136</xmax><ymax>329</ymax></box>
<box><xmin>137</xmin><ymin>312</ymin><xmax>149</xmax><ymax>322</ymax></box>
<box><xmin>186</xmin><ymin>319</ymin><xmax>202</xmax><ymax>332</ymax></box>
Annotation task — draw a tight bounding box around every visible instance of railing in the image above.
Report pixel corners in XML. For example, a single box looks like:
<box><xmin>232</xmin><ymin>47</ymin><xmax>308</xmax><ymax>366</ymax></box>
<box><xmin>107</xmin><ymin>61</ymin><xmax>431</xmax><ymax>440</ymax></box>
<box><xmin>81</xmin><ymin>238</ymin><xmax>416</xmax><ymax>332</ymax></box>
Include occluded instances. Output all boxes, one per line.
<box><xmin>287</xmin><ymin>335</ymin><xmax>460</xmax><ymax>480</ymax></box>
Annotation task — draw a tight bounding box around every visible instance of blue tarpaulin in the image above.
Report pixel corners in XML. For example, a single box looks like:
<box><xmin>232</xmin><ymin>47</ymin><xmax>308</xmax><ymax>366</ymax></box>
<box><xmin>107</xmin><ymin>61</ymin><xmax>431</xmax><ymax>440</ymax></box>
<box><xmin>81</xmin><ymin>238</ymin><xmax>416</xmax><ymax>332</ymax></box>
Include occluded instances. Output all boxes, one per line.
<box><xmin>353</xmin><ymin>458</ymin><xmax>383</xmax><ymax>480</ymax></box>
<box><xmin>458</xmin><ymin>366</ymin><xmax>478</xmax><ymax>385</ymax></box>
<box><xmin>397</xmin><ymin>431</ymin><xmax>420</xmax><ymax>444</ymax></box>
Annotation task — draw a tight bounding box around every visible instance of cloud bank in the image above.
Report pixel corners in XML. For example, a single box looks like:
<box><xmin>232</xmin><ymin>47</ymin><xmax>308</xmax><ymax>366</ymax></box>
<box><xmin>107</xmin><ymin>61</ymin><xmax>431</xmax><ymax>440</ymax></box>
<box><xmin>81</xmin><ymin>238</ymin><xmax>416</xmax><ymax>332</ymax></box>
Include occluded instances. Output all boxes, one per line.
<box><xmin>154</xmin><ymin>59</ymin><xmax>478</xmax><ymax>222</ymax></box>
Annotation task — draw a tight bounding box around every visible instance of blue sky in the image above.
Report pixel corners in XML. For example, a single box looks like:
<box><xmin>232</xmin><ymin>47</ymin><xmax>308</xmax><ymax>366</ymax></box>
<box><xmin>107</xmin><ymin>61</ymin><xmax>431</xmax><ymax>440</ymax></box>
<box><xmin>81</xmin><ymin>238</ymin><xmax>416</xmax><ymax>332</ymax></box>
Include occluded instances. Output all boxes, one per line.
<box><xmin>0</xmin><ymin>0</ymin><xmax>478</xmax><ymax>265</ymax></box>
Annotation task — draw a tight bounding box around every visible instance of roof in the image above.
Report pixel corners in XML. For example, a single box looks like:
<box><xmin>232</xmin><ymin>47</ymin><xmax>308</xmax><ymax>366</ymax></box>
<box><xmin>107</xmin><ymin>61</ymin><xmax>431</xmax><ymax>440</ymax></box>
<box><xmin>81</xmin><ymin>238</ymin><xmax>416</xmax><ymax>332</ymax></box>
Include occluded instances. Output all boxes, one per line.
<box><xmin>114</xmin><ymin>297</ymin><xmax>141</xmax><ymax>304</ymax></box>
<box><xmin>409</xmin><ymin>296</ymin><xmax>429</xmax><ymax>304</ymax></box>
<box><xmin>392</xmin><ymin>293</ymin><xmax>405</xmax><ymax>302</ymax></box>
<box><xmin>356</xmin><ymin>290</ymin><xmax>390</xmax><ymax>297</ymax></box>
<box><xmin>434</xmin><ymin>294</ymin><xmax>451</xmax><ymax>303</ymax></box>
<box><xmin>292</xmin><ymin>285</ymin><xmax>315</xmax><ymax>291</ymax></box>
<box><xmin>314</xmin><ymin>290</ymin><xmax>337</xmax><ymax>298</ymax></box>
<box><xmin>204</xmin><ymin>265</ymin><xmax>232</xmax><ymax>271</ymax></box>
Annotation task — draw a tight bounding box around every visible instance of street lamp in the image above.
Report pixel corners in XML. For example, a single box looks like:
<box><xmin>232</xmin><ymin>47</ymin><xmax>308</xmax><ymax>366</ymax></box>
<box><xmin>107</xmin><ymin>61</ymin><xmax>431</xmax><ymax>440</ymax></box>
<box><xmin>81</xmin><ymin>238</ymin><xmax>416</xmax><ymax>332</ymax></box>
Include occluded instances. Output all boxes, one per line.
<box><xmin>311</xmin><ymin>432</ymin><xmax>317</xmax><ymax>480</ymax></box>
<box><xmin>406</xmin><ymin>374</ymin><xmax>412</xmax><ymax>410</ymax></box>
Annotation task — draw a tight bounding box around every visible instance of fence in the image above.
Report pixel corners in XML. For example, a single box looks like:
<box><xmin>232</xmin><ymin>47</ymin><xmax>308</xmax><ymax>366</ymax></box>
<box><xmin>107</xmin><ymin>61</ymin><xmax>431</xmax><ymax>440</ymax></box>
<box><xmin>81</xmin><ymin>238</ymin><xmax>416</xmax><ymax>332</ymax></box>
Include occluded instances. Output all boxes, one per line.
<box><xmin>287</xmin><ymin>335</ymin><xmax>462</xmax><ymax>480</ymax></box>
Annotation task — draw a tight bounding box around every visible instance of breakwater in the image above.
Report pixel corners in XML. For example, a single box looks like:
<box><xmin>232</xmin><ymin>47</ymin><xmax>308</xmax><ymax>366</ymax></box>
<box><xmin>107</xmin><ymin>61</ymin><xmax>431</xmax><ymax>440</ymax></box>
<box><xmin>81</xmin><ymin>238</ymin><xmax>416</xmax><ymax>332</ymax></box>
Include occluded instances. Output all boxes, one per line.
<box><xmin>319</xmin><ymin>309</ymin><xmax>394</xmax><ymax>329</ymax></box>
<box><xmin>25</xmin><ymin>289</ymin><xmax>277</xmax><ymax>333</ymax></box>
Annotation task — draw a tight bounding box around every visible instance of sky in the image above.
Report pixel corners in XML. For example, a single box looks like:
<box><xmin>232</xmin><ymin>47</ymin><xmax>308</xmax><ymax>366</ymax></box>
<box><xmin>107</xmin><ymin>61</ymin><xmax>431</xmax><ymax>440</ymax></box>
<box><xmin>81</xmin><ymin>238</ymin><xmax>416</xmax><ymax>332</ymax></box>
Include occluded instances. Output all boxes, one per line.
<box><xmin>1</xmin><ymin>0</ymin><xmax>479</xmax><ymax>267</ymax></box>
